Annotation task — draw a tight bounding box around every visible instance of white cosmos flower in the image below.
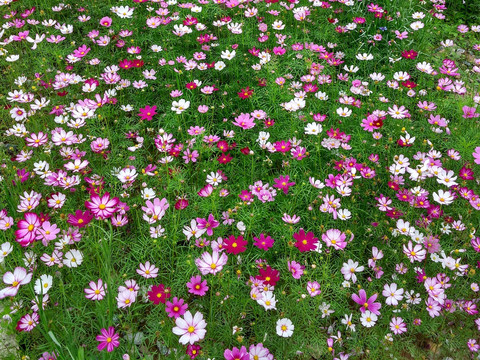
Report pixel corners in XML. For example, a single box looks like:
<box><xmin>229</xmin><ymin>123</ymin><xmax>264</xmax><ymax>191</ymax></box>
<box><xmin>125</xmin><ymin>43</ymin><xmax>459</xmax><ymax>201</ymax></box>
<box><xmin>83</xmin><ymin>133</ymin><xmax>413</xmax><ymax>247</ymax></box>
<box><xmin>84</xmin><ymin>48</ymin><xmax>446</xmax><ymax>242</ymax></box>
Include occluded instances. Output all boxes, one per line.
<box><xmin>63</xmin><ymin>249</ymin><xmax>83</xmax><ymax>268</ymax></box>
<box><xmin>6</xmin><ymin>54</ymin><xmax>19</xmax><ymax>62</ymax></box>
<box><xmin>272</xmin><ymin>20</ymin><xmax>285</xmax><ymax>30</ymax></box>
<box><xmin>336</xmin><ymin>107</ymin><xmax>352</xmax><ymax>117</ymax></box>
<box><xmin>117</xmin><ymin>168</ymin><xmax>137</xmax><ymax>183</ymax></box>
<box><xmin>220</xmin><ymin>50</ymin><xmax>236</xmax><ymax>60</ymax></box>
<box><xmin>34</xmin><ymin>274</ymin><xmax>53</xmax><ymax>295</ymax></box>
<box><xmin>356</xmin><ymin>53</ymin><xmax>374</xmax><ymax>61</ymax></box>
<box><xmin>433</xmin><ymin>190</ymin><xmax>454</xmax><ymax>205</ymax></box>
<box><xmin>141</xmin><ymin>188</ymin><xmax>156</xmax><ymax>200</ymax></box>
<box><xmin>214</xmin><ymin>61</ymin><xmax>226</xmax><ymax>70</ymax></box>
<box><xmin>276</xmin><ymin>318</ymin><xmax>294</xmax><ymax>337</ymax></box>
<box><xmin>171</xmin><ymin>99</ymin><xmax>190</xmax><ymax>114</ymax></box>
<box><xmin>360</xmin><ymin>311</ymin><xmax>377</xmax><ymax>327</ymax></box>
<box><xmin>410</xmin><ymin>21</ymin><xmax>424</xmax><ymax>30</ymax></box>
<box><xmin>206</xmin><ymin>172</ymin><xmax>222</xmax><ymax>186</ymax></box>
<box><xmin>315</xmin><ymin>91</ymin><xmax>328</xmax><ymax>100</ymax></box>
<box><xmin>304</xmin><ymin>122</ymin><xmax>322</xmax><ymax>135</ymax></box>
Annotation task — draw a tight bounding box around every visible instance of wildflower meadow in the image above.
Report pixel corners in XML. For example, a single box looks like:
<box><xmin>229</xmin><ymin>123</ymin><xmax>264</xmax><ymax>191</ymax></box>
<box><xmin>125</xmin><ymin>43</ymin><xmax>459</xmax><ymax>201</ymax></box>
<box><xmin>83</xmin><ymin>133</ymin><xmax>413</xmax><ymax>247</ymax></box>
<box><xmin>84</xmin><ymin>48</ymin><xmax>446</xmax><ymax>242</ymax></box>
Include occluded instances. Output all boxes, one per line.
<box><xmin>1</xmin><ymin>0</ymin><xmax>480</xmax><ymax>359</ymax></box>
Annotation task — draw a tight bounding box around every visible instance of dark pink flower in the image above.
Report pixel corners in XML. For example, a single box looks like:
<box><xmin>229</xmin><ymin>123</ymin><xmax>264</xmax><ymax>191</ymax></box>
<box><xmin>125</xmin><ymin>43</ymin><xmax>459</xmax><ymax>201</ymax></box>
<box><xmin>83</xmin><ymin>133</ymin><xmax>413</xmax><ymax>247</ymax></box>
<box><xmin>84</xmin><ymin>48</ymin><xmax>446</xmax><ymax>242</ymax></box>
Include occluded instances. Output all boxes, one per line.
<box><xmin>96</xmin><ymin>327</ymin><xmax>120</xmax><ymax>352</ymax></box>
<box><xmin>165</xmin><ymin>297</ymin><xmax>188</xmax><ymax>318</ymax></box>
<box><xmin>352</xmin><ymin>289</ymin><xmax>381</xmax><ymax>315</ymax></box>
<box><xmin>138</xmin><ymin>105</ymin><xmax>157</xmax><ymax>121</ymax></box>
<box><xmin>186</xmin><ymin>275</ymin><xmax>208</xmax><ymax>296</ymax></box>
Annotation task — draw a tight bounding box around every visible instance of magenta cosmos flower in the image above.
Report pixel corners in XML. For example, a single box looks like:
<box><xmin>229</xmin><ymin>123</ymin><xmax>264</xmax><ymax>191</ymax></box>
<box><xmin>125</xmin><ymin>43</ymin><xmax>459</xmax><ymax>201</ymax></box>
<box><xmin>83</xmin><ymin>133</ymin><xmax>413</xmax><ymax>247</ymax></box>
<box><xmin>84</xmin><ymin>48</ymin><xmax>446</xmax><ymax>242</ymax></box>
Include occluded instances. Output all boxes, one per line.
<box><xmin>224</xmin><ymin>346</ymin><xmax>249</xmax><ymax>360</ymax></box>
<box><xmin>186</xmin><ymin>275</ymin><xmax>209</xmax><ymax>296</ymax></box>
<box><xmin>253</xmin><ymin>233</ymin><xmax>274</xmax><ymax>251</ymax></box>
<box><xmin>196</xmin><ymin>214</ymin><xmax>219</xmax><ymax>236</ymax></box>
<box><xmin>165</xmin><ymin>297</ymin><xmax>188</xmax><ymax>318</ymax></box>
<box><xmin>293</xmin><ymin>229</ymin><xmax>318</xmax><ymax>252</ymax></box>
<box><xmin>352</xmin><ymin>289</ymin><xmax>382</xmax><ymax>315</ymax></box>
<box><xmin>172</xmin><ymin>311</ymin><xmax>207</xmax><ymax>345</ymax></box>
<box><xmin>273</xmin><ymin>175</ymin><xmax>296</xmax><ymax>194</ymax></box>
<box><xmin>138</xmin><ymin>105</ymin><xmax>157</xmax><ymax>121</ymax></box>
<box><xmin>67</xmin><ymin>209</ymin><xmax>94</xmax><ymax>228</ymax></box>
<box><xmin>15</xmin><ymin>212</ymin><xmax>41</xmax><ymax>247</ymax></box>
<box><xmin>96</xmin><ymin>326</ymin><xmax>120</xmax><ymax>352</ymax></box>
<box><xmin>99</xmin><ymin>16</ymin><xmax>112</xmax><ymax>27</ymax></box>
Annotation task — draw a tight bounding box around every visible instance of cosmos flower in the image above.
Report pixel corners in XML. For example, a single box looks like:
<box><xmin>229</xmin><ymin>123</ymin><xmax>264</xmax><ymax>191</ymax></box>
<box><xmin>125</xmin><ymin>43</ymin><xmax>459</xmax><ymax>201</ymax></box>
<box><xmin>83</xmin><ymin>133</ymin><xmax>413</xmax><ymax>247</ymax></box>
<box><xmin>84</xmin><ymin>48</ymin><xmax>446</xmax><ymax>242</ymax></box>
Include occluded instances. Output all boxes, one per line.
<box><xmin>172</xmin><ymin>311</ymin><xmax>207</xmax><ymax>345</ymax></box>
<box><xmin>96</xmin><ymin>327</ymin><xmax>120</xmax><ymax>352</ymax></box>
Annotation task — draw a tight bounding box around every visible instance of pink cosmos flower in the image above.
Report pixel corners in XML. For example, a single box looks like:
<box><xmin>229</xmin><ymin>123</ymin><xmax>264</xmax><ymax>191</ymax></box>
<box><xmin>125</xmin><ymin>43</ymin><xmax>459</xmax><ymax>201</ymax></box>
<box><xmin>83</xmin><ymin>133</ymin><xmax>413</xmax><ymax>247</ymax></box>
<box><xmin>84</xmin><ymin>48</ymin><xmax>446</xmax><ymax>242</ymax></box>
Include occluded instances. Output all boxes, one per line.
<box><xmin>16</xmin><ymin>312</ymin><xmax>39</xmax><ymax>332</ymax></box>
<box><xmin>118</xmin><ymin>279</ymin><xmax>139</xmax><ymax>294</ymax></box>
<box><xmin>307</xmin><ymin>281</ymin><xmax>321</xmax><ymax>297</ymax></box>
<box><xmin>248</xmin><ymin>343</ymin><xmax>272</xmax><ymax>360</ymax></box>
<box><xmin>90</xmin><ymin>138</ymin><xmax>110</xmax><ymax>153</ymax></box>
<box><xmin>116</xmin><ymin>289</ymin><xmax>136</xmax><ymax>308</ymax></box>
<box><xmin>288</xmin><ymin>260</ymin><xmax>305</xmax><ymax>279</ymax></box>
<box><xmin>340</xmin><ymin>259</ymin><xmax>364</xmax><ymax>283</ymax></box>
<box><xmin>0</xmin><ymin>267</ymin><xmax>33</xmax><ymax>299</ymax></box>
<box><xmin>96</xmin><ymin>327</ymin><xmax>120</xmax><ymax>352</ymax></box>
<box><xmin>85</xmin><ymin>279</ymin><xmax>106</xmax><ymax>301</ymax></box>
<box><xmin>468</xmin><ymin>339</ymin><xmax>480</xmax><ymax>352</ymax></box>
<box><xmin>195</xmin><ymin>250</ymin><xmax>228</xmax><ymax>275</ymax></box>
<box><xmin>165</xmin><ymin>297</ymin><xmax>188</xmax><ymax>318</ymax></box>
<box><xmin>35</xmin><ymin>221</ymin><xmax>60</xmax><ymax>246</ymax></box>
<box><xmin>0</xmin><ymin>215</ymin><xmax>14</xmax><ymax>231</ymax></box>
<box><xmin>390</xmin><ymin>317</ymin><xmax>407</xmax><ymax>335</ymax></box>
<box><xmin>26</xmin><ymin>132</ymin><xmax>48</xmax><ymax>147</ymax></box>
<box><xmin>417</xmin><ymin>101</ymin><xmax>437</xmax><ymax>111</ymax></box>
<box><xmin>136</xmin><ymin>261</ymin><xmax>159</xmax><ymax>279</ymax></box>
<box><xmin>85</xmin><ymin>192</ymin><xmax>119</xmax><ymax>220</ymax></box>
<box><xmin>198</xmin><ymin>105</ymin><xmax>208</xmax><ymax>113</ymax></box>
<box><xmin>172</xmin><ymin>311</ymin><xmax>207</xmax><ymax>345</ymax></box>
<box><xmin>73</xmin><ymin>44</ymin><xmax>90</xmax><ymax>58</ymax></box>
<box><xmin>473</xmin><ymin>147</ymin><xmax>480</xmax><ymax>165</ymax></box>
<box><xmin>426</xmin><ymin>297</ymin><xmax>441</xmax><ymax>318</ymax></box>
<box><xmin>186</xmin><ymin>275</ymin><xmax>209</xmax><ymax>296</ymax></box>
<box><xmin>403</xmin><ymin>241</ymin><xmax>426</xmax><ymax>263</ymax></box>
<box><xmin>352</xmin><ymin>289</ymin><xmax>382</xmax><ymax>315</ymax></box>
<box><xmin>99</xmin><ymin>16</ymin><xmax>112</xmax><ymax>27</ymax></box>
<box><xmin>141</xmin><ymin>197</ymin><xmax>169</xmax><ymax>223</ymax></box>
<box><xmin>198</xmin><ymin>184</ymin><xmax>214</xmax><ymax>197</ymax></box>
<box><xmin>382</xmin><ymin>283</ymin><xmax>404</xmax><ymax>306</ymax></box>
<box><xmin>15</xmin><ymin>212</ymin><xmax>40</xmax><ymax>247</ymax></box>
<box><xmin>282</xmin><ymin>213</ymin><xmax>300</xmax><ymax>224</ymax></box>
<box><xmin>196</xmin><ymin>214</ymin><xmax>219</xmax><ymax>236</ymax></box>
<box><xmin>232</xmin><ymin>113</ymin><xmax>256</xmax><ymax>129</ymax></box>
<box><xmin>322</xmin><ymin>229</ymin><xmax>348</xmax><ymax>250</ymax></box>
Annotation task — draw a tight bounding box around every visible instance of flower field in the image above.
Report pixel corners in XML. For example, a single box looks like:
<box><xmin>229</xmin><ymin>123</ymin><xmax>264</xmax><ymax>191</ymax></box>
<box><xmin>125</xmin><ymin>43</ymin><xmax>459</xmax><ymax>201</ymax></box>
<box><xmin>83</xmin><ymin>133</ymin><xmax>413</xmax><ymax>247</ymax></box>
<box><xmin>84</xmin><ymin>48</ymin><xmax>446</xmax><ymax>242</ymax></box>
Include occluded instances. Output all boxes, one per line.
<box><xmin>1</xmin><ymin>0</ymin><xmax>480</xmax><ymax>358</ymax></box>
